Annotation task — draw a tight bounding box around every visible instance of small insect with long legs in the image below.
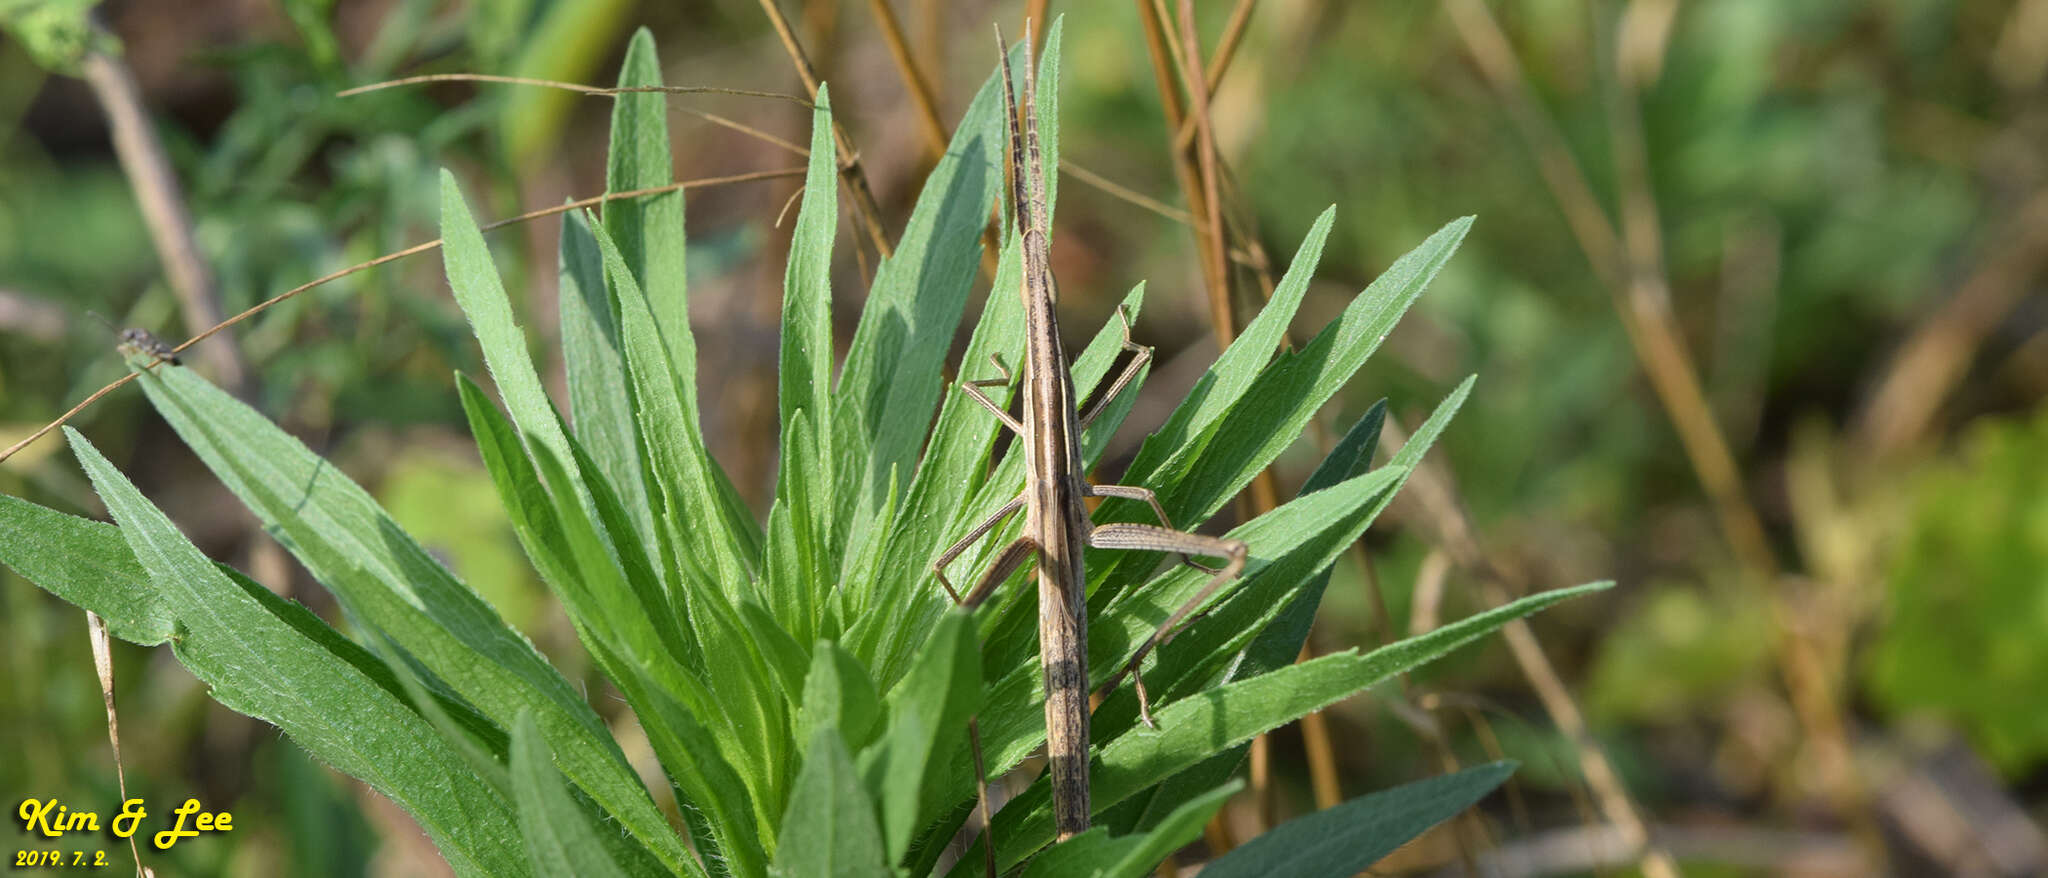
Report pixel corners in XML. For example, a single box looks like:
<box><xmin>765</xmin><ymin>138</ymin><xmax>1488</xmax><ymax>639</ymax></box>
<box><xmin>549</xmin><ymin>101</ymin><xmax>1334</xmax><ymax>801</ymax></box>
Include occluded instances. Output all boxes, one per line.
<box><xmin>931</xmin><ymin>22</ymin><xmax>1249</xmax><ymax>842</ymax></box>
<box><xmin>87</xmin><ymin>312</ymin><xmax>182</xmax><ymax>367</ymax></box>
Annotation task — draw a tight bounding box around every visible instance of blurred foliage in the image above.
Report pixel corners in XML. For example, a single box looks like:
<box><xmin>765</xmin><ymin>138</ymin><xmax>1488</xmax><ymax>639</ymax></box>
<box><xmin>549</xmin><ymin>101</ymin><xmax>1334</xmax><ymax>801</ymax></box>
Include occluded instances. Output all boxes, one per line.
<box><xmin>0</xmin><ymin>0</ymin><xmax>109</xmax><ymax>72</ymax></box>
<box><xmin>1585</xmin><ymin>580</ymin><xmax>1774</xmax><ymax>724</ymax></box>
<box><xmin>1867</xmin><ymin>407</ymin><xmax>2048</xmax><ymax>775</ymax></box>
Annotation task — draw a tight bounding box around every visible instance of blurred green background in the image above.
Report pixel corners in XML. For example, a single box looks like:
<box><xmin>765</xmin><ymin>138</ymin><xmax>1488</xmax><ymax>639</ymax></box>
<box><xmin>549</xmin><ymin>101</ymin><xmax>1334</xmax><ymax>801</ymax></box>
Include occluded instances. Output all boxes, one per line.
<box><xmin>3</xmin><ymin>0</ymin><xmax>2045</xmax><ymax>874</ymax></box>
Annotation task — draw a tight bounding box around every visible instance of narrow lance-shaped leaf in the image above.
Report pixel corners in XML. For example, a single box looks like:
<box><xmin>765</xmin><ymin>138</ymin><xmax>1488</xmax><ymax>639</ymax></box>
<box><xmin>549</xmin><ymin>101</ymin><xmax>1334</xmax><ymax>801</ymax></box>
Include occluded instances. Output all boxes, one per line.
<box><xmin>778</xmin><ymin>83</ymin><xmax>839</xmax><ymax>476</ymax></box>
<box><xmin>1093</xmin><ymin>381</ymin><xmax>1472</xmax><ymax>733</ymax></box>
<box><xmin>774</xmin><ymin>85</ymin><xmax>843</xmax><ymax>627</ymax></box>
<box><xmin>131</xmin><ymin>363</ymin><xmax>694</xmax><ymax>877</ymax></box>
<box><xmin>0</xmin><ymin>493</ymin><xmax>510</xmax><ymax>765</ymax></box>
<box><xmin>830</xmin><ymin>32</ymin><xmax>1036</xmax><ymax>555</ymax></box>
<box><xmin>1019</xmin><ymin>781</ymin><xmax>1238</xmax><ymax>878</ymax></box>
<box><xmin>795</xmin><ymin>639</ymin><xmax>884</xmax><ymax>758</ymax></box>
<box><xmin>1198</xmin><ymin>763</ymin><xmax>1516</xmax><ymax>878</ymax></box>
<box><xmin>591</xmin><ymin>214</ymin><xmax>758</xmax><ymax>593</ymax></box>
<box><xmin>772</xmin><ymin>732</ymin><xmax>892</xmax><ymax>878</ymax></box>
<box><xmin>1095</xmin><ymin>217</ymin><xmax>1475</xmax><ymax>593</ymax></box>
<box><xmin>510</xmin><ymin>712</ymin><xmax>653</xmax><ymax>878</ymax></box>
<box><xmin>1132</xmin><ymin>206</ymin><xmax>1335</xmax><ymax>461</ymax></box>
<box><xmin>438</xmin><ymin>170</ymin><xmax>599</xmax><ymax>522</ymax></box>
<box><xmin>604</xmin><ymin>27</ymin><xmax>691</xmax><ymax>383</ymax></box>
<box><xmin>857</xmin><ymin>610</ymin><xmax>982</xmax><ymax>862</ymax></box>
<box><xmin>65</xmin><ymin>429</ymin><xmax>529</xmax><ymax>878</ymax></box>
<box><xmin>849</xmin><ymin>24</ymin><xmax>1076</xmax><ymax>683</ymax></box>
<box><xmin>951</xmin><ymin>581</ymin><xmax>1609</xmax><ymax>874</ymax></box>
<box><xmin>1110</xmin><ymin>401</ymin><xmax>1385</xmax><ymax>834</ymax></box>
<box><xmin>559</xmin><ymin>206</ymin><xmax>655</xmax><ymax>550</ymax></box>
<box><xmin>969</xmin><ymin>464</ymin><xmax>1404</xmax><ymax>785</ymax></box>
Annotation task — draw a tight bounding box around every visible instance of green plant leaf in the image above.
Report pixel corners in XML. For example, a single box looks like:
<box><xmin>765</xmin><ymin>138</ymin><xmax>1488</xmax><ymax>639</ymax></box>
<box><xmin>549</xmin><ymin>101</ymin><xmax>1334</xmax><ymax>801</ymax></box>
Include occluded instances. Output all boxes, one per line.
<box><xmin>130</xmin><ymin>363</ymin><xmax>691</xmax><ymax>878</ymax></box>
<box><xmin>1095</xmin><ymin>217</ymin><xmax>1474</xmax><ymax>592</ymax></box>
<box><xmin>772</xmin><ymin>732</ymin><xmax>892</xmax><ymax>878</ymax></box>
<box><xmin>559</xmin><ymin>206</ymin><xmax>654</xmax><ymax>550</ymax></box>
<box><xmin>65</xmin><ymin>428</ymin><xmax>528</xmax><ymax>878</ymax></box>
<box><xmin>603</xmin><ymin>28</ymin><xmax>691</xmax><ymax>379</ymax></box>
<box><xmin>959</xmin><ymin>581</ymin><xmax>1606</xmax><ymax>872</ymax></box>
<box><xmin>796</xmin><ymin>639</ymin><xmax>884</xmax><ymax>757</ymax></box>
<box><xmin>830</xmin><ymin>28</ymin><xmax>1042</xmax><ymax>553</ymax></box>
<box><xmin>460</xmin><ymin>373</ymin><xmax>697</xmax><ymax>694</ymax></box>
<box><xmin>845</xmin><ymin>25</ymin><xmax>1086</xmax><ymax>688</ymax></box>
<box><xmin>1198</xmin><ymin>763</ymin><xmax>1516</xmax><ymax>878</ymax></box>
<box><xmin>590</xmin><ymin>214</ymin><xmax>759</xmax><ymax>593</ymax></box>
<box><xmin>510</xmin><ymin>712</ymin><xmax>654</xmax><ymax>878</ymax></box>
<box><xmin>858</xmin><ymin>609</ymin><xmax>982</xmax><ymax>862</ymax></box>
<box><xmin>778</xmin><ymin>82</ymin><xmax>839</xmax><ymax>486</ymax></box>
<box><xmin>608</xmin><ymin>656</ymin><xmax>768</xmax><ymax>878</ymax></box>
<box><xmin>1140</xmin><ymin>207</ymin><xmax>1335</xmax><ymax>455</ymax></box>
<box><xmin>438</xmin><ymin>169</ymin><xmax>596</xmax><ymax>518</ymax></box>
<box><xmin>0</xmin><ymin>493</ymin><xmax>510</xmax><ymax>760</ymax></box>
<box><xmin>772</xmin><ymin>85</ymin><xmax>842</xmax><ymax>634</ymax></box>
<box><xmin>1021</xmin><ymin>780</ymin><xmax>1238</xmax><ymax>878</ymax></box>
<box><xmin>0</xmin><ymin>492</ymin><xmax>174</xmax><ymax>644</ymax></box>
<box><xmin>1098</xmin><ymin>382</ymin><xmax>1472</xmax><ymax>732</ymax></box>
<box><xmin>1106</xmin><ymin>401</ymin><xmax>1385</xmax><ymax>835</ymax></box>
<box><xmin>973</xmin><ymin>463</ymin><xmax>1407</xmax><ymax>778</ymax></box>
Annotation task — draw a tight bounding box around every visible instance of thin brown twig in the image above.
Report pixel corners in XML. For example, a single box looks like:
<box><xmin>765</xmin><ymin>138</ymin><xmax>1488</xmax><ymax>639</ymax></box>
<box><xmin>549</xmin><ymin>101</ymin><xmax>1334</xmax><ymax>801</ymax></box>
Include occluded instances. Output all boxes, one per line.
<box><xmin>1133</xmin><ymin>0</ymin><xmax>1205</xmax><ymax>228</ymax></box>
<box><xmin>337</xmin><ymin>73</ymin><xmax>812</xmax><ymax>104</ymax></box>
<box><xmin>757</xmin><ymin>0</ymin><xmax>898</xmax><ymax>258</ymax></box>
<box><xmin>1172</xmin><ymin>0</ymin><xmax>1261</xmax><ymax>153</ymax></box>
<box><xmin>1296</xmin><ymin>642</ymin><xmax>1342</xmax><ymax>810</ymax></box>
<box><xmin>674</xmin><ymin>105</ymin><xmax>812</xmax><ymax>157</ymax></box>
<box><xmin>864</xmin><ymin>0</ymin><xmax>950</xmax><ymax>157</ymax></box>
<box><xmin>0</xmin><ymin>170</ymin><xmax>804</xmax><ymax>465</ymax></box>
<box><xmin>1140</xmin><ymin>0</ymin><xmax>1302</xmax><ymax>831</ymax></box>
<box><xmin>864</xmin><ymin>0</ymin><xmax>1004</xmax><ymax>281</ymax></box>
<box><xmin>1060</xmin><ymin>160</ymin><xmax>1196</xmax><ymax>224</ymax></box>
<box><xmin>1179</xmin><ymin>0</ymin><xmax>1237</xmax><ymax>344</ymax></box>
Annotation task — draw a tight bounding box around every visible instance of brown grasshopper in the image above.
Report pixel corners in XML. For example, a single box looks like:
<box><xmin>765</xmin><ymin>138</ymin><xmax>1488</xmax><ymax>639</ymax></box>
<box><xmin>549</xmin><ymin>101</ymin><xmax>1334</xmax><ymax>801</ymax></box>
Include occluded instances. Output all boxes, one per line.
<box><xmin>931</xmin><ymin>24</ymin><xmax>1248</xmax><ymax>842</ymax></box>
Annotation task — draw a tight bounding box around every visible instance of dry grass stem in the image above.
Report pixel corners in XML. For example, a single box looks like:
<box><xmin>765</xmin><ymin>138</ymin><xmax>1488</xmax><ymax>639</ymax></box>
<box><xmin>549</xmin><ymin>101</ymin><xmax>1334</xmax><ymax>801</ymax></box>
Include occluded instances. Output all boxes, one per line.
<box><xmin>757</xmin><ymin>0</ymin><xmax>898</xmax><ymax>257</ymax></box>
<box><xmin>863</xmin><ymin>0</ymin><xmax>950</xmax><ymax>157</ymax></box>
